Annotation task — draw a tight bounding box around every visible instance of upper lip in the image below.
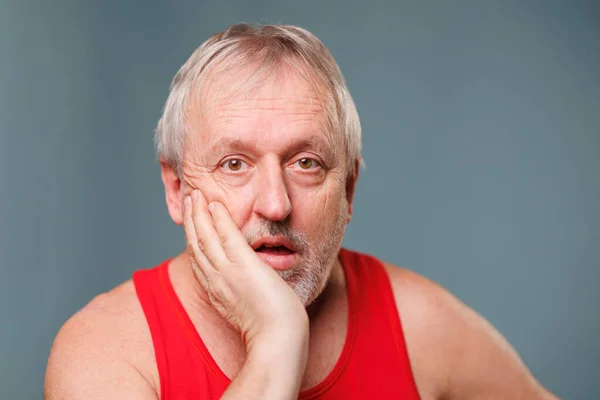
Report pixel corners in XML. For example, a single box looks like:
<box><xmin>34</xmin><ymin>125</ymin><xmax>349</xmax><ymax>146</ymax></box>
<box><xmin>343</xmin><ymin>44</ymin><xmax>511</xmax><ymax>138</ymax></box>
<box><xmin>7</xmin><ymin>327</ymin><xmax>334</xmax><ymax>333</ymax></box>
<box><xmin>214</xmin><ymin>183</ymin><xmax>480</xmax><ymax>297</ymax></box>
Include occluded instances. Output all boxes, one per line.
<box><xmin>251</xmin><ymin>236</ymin><xmax>297</xmax><ymax>252</ymax></box>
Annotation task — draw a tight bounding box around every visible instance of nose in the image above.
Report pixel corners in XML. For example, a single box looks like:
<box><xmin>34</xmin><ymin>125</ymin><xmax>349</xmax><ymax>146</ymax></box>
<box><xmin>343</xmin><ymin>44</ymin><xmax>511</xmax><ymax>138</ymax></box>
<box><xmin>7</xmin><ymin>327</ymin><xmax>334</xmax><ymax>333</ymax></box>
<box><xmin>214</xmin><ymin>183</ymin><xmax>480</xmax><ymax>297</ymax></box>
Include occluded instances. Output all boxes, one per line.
<box><xmin>252</xmin><ymin>160</ymin><xmax>292</xmax><ymax>221</ymax></box>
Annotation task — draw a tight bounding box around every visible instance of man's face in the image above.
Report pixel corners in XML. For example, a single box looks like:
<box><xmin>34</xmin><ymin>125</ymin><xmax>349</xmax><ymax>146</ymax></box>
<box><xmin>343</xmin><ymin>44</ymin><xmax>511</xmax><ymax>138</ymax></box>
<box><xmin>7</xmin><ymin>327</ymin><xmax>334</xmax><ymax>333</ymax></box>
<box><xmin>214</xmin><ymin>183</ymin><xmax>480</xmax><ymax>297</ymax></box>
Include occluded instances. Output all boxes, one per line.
<box><xmin>181</xmin><ymin>67</ymin><xmax>353</xmax><ymax>305</ymax></box>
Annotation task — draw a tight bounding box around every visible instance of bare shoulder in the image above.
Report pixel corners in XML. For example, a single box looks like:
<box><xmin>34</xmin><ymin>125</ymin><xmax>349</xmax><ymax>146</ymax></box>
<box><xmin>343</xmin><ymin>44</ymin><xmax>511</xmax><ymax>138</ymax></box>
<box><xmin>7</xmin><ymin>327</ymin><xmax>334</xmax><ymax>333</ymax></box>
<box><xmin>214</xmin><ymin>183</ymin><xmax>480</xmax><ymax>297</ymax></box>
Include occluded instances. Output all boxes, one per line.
<box><xmin>379</xmin><ymin>263</ymin><xmax>457</xmax><ymax>400</ymax></box>
<box><xmin>44</xmin><ymin>280</ymin><xmax>159</xmax><ymax>400</ymax></box>
<box><xmin>381</xmin><ymin>262</ymin><xmax>558</xmax><ymax>400</ymax></box>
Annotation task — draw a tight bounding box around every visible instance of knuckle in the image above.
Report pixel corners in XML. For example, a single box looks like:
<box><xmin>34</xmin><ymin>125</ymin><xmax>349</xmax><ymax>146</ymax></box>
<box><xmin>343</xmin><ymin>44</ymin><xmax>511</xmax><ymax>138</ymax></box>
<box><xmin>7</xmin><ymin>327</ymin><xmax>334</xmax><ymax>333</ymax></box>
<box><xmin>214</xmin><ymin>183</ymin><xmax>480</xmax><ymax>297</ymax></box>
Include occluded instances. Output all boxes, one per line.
<box><xmin>196</xmin><ymin>235</ymin><xmax>209</xmax><ymax>252</ymax></box>
<box><xmin>191</xmin><ymin>263</ymin><xmax>206</xmax><ymax>283</ymax></box>
<box><xmin>220</xmin><ymin>234</ymin><xmax>232</xmax><ymax>250</ymax></box>
<box><xmin>208</xmin><ymin>277</ymin><xmax>229</xmax><ymax>300</ymax></box>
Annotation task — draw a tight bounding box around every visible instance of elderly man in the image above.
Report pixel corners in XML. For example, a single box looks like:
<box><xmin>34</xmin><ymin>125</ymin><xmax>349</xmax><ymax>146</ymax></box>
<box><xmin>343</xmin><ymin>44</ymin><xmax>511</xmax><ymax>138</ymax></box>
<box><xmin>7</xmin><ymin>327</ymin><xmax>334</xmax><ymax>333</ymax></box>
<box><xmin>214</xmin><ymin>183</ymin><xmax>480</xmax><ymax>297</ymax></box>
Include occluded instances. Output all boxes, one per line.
<box><xmin>45</xmin><ymin>23</ymin><xmax>558</xmax><ymax>399</ymax></box>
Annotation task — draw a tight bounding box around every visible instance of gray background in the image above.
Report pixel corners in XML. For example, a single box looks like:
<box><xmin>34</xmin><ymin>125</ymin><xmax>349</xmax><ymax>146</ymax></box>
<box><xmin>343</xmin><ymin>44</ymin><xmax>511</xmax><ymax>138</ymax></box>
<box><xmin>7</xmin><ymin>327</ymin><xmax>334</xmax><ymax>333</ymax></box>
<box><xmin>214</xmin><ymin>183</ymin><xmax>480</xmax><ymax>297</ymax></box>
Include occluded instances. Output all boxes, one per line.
<box><xmin>1</xmin><ymin>0</ymin><xmax>598</xmax><ymax>398</ymax></box>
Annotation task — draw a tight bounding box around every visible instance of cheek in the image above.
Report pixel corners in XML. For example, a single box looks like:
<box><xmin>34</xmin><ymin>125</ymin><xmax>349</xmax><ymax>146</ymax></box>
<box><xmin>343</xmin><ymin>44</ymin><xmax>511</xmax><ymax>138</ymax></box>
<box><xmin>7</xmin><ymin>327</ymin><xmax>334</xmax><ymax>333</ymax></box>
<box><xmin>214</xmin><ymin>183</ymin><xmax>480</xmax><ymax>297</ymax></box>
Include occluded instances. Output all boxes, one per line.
<box><xmin>218</xmin><ymin>185</ymin><xmax>255</xmax><ymax>228</ymax></box>
<box><xmin>183</xmin><ymin>172</ymin><xmax>253</xmax><ymax>228</ymax></box>
<box><xmin>289</xmin><ymin>178</ymin><xmax>346</xmax><ymax>233</ymax></box>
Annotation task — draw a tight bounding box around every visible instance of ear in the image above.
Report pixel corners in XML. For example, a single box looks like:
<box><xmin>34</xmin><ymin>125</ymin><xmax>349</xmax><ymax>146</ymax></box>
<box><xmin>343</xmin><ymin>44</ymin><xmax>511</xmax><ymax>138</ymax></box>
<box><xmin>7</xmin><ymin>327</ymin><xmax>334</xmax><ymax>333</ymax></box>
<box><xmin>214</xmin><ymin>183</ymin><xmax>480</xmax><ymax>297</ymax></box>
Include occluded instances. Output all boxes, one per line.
<box><xmin>345</xmin><ymin>160</ymin><xmax>360</xmax><ymax>224</ymax></box>
<box><xmin>160</xmin><ymin>159</ymin><xmax>184</xmax><ymax>225</ymax></box>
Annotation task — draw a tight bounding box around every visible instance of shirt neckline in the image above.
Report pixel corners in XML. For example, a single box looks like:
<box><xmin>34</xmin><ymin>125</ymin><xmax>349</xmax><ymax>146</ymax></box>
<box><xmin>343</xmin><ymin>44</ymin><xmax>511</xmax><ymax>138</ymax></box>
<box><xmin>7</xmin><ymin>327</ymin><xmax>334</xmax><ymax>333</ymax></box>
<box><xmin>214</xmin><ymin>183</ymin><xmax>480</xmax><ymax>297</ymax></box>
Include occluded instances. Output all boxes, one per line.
<box><xmin>158</xmin><ymin>248</ymin><xmax>358</xmax><ymax>399</ymax></box>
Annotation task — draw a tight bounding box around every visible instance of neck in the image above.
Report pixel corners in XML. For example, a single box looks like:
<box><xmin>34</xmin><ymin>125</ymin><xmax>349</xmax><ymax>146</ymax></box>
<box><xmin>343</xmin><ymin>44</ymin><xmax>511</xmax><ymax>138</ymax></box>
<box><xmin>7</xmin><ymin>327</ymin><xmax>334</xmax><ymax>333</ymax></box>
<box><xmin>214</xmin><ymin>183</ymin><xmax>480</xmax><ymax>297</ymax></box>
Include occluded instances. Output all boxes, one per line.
<box><xmin>167</xmin><ymin>250</ymin><xmax>348</xmax><ymax>388</ymax></box>
<box><xmin>169</xmin><ymin>250</ymin><xmax>345</xmax><ymax>336</ymax></box>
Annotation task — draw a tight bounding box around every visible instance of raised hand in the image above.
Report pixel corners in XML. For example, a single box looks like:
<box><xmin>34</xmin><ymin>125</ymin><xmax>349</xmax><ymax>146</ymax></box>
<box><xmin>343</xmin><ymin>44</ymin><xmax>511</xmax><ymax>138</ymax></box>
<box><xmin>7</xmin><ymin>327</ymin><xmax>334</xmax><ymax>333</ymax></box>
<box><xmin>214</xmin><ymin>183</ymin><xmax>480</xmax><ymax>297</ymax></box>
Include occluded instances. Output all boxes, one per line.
<box><xmin>182</xmin><ymin>189</ymin><xmax>308</xmax><ymax>351</ymax></box>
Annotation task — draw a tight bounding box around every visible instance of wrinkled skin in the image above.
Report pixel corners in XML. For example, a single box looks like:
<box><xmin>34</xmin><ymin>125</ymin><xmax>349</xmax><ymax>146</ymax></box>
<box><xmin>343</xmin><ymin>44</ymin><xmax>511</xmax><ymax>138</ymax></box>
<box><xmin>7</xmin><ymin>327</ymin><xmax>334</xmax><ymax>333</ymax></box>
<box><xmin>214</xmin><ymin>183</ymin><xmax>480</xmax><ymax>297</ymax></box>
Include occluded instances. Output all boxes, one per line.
<box><xmin>176</xmin><ymin>65</ymin><xmax>358</xmax><ymax>306</ymax></box>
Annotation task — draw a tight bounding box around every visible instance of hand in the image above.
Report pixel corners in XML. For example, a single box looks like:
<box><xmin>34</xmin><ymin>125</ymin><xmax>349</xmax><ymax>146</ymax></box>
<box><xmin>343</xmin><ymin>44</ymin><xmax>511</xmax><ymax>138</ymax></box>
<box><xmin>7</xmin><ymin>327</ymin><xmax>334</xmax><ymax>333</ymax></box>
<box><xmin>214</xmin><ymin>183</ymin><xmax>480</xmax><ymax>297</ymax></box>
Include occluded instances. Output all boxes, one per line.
<box><xmin>183</xmin><ymin>190</ymin><xmax>308</xmax><ymax>350</ymax></box>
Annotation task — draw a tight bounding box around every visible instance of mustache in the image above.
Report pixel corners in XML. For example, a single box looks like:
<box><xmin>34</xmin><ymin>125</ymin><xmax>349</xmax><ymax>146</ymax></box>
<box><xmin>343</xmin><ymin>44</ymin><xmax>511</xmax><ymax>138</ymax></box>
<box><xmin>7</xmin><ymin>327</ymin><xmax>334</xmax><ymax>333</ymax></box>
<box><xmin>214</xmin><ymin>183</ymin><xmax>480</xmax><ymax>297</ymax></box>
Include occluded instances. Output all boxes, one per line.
<box><xmin>244</xmin><ymin>218</ymin><xmax>309</xmax><ymax>253</ymax></box>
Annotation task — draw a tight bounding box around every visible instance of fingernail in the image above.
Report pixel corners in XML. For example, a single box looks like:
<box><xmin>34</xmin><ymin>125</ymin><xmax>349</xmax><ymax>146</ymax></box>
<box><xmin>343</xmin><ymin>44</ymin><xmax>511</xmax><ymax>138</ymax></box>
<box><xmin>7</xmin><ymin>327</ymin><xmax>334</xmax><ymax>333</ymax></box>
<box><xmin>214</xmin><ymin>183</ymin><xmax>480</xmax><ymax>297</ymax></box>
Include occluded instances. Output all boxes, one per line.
<box><xmin>207</xmin><ymin>202</ymin><xmax>215</xmax><ymax>213</ymax></box>
<box><xmin>184</xmin><ymin>196</ymin><xmax>191</xmax><ymax>210</ymax></box>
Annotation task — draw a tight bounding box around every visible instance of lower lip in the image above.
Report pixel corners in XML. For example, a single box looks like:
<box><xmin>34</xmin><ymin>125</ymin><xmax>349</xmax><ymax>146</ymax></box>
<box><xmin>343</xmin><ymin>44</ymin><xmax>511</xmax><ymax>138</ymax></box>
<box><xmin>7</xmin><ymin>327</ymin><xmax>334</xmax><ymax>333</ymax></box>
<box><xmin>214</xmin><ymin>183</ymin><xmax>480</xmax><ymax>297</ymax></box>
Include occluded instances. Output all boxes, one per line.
<box><xmin>255</xmin><ymin>250</ymin><xmax>298</xmax><ymax>270</ymax></box>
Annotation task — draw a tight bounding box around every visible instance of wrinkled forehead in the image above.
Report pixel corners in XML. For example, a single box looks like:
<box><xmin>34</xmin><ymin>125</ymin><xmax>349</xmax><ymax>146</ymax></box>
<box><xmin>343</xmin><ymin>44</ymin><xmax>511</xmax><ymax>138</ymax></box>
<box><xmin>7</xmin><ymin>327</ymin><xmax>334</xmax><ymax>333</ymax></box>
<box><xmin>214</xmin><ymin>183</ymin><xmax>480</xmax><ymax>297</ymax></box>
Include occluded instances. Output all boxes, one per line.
<box><xmin>184</xmin><ymin>61</ymin><xmax>339</xmax><ymax>149</ymax></box>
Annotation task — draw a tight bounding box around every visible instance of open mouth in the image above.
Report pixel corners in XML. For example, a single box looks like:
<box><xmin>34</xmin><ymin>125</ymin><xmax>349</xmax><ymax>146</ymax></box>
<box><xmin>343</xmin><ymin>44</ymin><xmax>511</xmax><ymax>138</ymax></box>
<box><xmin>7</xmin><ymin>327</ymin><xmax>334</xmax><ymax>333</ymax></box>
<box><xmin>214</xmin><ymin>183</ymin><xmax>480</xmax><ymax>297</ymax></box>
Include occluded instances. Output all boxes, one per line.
<box><xmin>254</xmin><ymin>244</ymin><xmax>295</xmax><ymax>255</ymax></box>
<box><xmin>251</xmin><ymin>239</ymin><xmax>298</xmax><ymax>270</ymax></box>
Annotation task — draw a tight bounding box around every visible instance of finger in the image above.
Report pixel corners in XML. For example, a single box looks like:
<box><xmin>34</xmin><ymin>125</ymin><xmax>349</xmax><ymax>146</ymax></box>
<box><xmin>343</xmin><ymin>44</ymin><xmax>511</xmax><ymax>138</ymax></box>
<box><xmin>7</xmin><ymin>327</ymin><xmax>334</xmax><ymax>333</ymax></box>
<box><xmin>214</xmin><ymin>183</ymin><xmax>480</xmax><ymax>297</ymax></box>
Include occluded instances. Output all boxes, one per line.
<box><xmin>189</xmin><ymin>255</ymin><xmax>209</xmax><ymax>293</ymax></box>
<box><xmin>190</xmin><ymin>190</ymin><xmax>229</xmax><ymax>269</ymax></box>
<box><xmin>182</xmin><ymin>195</ymin><xmax>216</xmax><ymax>287</ymax></box>
<box><xmin>208</xmin><ymin>201</ymin><xmax>255</xmax><ymax>261</ymax></box>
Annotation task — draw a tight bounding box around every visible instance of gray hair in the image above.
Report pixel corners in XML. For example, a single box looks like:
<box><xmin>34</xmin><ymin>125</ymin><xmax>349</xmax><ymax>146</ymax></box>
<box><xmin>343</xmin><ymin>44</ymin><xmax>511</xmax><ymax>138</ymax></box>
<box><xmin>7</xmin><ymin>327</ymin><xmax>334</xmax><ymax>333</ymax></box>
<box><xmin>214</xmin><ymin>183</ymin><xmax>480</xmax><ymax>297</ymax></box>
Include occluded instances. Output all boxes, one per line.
<box><xmin>154</xmin><ymin>23</ymin><xmax>363</xmax><ymax>177</ymax></box>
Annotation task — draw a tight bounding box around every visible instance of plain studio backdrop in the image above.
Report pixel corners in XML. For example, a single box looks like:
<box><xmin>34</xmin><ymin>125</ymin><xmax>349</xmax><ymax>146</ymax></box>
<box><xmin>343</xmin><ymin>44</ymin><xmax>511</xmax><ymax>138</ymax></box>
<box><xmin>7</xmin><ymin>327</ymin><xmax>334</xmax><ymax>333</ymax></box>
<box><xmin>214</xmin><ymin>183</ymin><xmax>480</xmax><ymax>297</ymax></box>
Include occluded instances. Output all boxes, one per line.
<box><xmin>1</xmin><ymin>1</ymin><xmax>598</xmax><ymax>398</ymax></box>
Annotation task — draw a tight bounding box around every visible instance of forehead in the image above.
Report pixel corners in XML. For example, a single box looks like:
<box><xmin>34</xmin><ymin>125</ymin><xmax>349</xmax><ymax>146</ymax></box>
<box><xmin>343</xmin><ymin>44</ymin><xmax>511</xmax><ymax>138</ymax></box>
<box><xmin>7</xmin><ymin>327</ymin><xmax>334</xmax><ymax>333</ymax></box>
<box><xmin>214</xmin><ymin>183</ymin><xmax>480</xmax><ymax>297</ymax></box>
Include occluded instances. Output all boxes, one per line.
<box><xmin>186</xmin><ymin>64</ymin><xmax>335</xmax><ymax>147</ymax></box>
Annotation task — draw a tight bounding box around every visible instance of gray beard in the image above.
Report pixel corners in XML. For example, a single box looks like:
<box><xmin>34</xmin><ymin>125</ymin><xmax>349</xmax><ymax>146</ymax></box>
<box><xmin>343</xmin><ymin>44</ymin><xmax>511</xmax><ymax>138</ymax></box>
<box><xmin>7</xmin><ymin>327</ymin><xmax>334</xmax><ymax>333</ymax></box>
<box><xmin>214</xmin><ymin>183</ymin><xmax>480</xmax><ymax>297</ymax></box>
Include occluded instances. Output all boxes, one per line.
<box><xmin>249</xmin><ymin>209</ymin><xmax>348</xmax><ymax>306</ymax></box>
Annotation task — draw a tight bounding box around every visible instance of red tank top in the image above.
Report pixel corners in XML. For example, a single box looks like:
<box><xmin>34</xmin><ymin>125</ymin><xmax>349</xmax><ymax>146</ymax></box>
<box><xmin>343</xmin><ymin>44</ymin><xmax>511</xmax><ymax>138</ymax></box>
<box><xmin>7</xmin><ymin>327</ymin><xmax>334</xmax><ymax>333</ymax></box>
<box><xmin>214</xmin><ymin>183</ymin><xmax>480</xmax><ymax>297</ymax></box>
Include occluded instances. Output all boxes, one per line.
<box><xmin>133</xmin><ymin>248</ymin><xmax>421</xmax><ymax>399</ymax></box>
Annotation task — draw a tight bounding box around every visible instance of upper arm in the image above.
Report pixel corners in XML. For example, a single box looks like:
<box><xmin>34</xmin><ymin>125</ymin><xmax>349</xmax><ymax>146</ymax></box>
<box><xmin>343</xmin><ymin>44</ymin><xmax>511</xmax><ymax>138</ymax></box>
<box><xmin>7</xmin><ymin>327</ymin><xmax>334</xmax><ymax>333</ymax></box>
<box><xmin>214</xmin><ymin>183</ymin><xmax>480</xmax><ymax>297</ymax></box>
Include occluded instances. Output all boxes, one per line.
<box><xmin>384</xmin><ymin>264</ymin><xmax>558</xmax><ymax>400</ymax></box>
<box><xmin>44</xmin><ymin>292</ymin><xmax>158</xmax><ymax>400</ymax></box>
<box><xmin>440</xmin><ymin>293</ymin><xmax>558</xmax><ymax>399</ymax></box>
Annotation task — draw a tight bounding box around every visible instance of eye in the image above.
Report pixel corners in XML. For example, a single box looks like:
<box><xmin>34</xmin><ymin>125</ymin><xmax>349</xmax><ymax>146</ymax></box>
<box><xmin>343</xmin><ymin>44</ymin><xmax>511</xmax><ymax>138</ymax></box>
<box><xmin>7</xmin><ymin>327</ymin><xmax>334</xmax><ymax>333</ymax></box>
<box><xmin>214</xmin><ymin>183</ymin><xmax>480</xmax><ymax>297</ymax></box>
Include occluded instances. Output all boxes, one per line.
<box><xmin>221</xmin><ymin>158</ymin><xmax>247</xmax><ymax>172</ymax></box>
<box><xmin>294</xmin><ymin>157</ymin><xmax>321</xmax><ymax>170</ymax></box>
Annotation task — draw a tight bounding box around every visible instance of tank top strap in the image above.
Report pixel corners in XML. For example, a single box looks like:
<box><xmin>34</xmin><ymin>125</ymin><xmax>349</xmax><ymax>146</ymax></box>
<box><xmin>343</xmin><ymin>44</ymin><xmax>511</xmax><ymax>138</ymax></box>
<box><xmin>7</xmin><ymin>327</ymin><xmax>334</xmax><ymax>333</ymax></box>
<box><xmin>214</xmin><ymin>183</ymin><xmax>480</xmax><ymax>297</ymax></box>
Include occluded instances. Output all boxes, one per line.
<box><xmin>336</xmin><ymin>248</ymin><xmax>421</xmax><ymax>400</ymax></box>
<box><xmin>133</xmin><ymin>260</ymin><xmax>227</xmax><ymax>399</ymax></box>
<box><xmin>133</xmin><ymin>263</ymin><xmax>170</xmax><ymax>399</ymax></box>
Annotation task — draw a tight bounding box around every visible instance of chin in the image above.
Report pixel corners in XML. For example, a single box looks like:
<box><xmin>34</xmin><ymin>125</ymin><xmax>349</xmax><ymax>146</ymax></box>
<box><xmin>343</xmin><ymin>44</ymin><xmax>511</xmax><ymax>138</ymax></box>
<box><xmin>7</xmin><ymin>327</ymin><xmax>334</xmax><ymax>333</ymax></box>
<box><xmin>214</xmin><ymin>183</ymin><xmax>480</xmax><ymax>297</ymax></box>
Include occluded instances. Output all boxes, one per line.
<box><xmin>280</xmin><ymin>254</ymin><xmax>337</xmax><ymax>307</ymax></box>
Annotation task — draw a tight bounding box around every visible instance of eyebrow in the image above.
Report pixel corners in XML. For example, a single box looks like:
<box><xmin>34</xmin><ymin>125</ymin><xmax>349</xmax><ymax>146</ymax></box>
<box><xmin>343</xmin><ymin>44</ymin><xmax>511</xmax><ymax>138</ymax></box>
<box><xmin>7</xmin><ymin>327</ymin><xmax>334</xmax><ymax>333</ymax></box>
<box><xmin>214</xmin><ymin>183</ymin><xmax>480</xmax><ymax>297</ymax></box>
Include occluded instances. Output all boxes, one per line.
<box><xmin>210</xmin><ymin>136</ymin><xmax>257</xmax><ymax>153</ymax></box>
<box><xmin>209</xmin><ymin>134</ymin><xmax>336</xmax><ymax>157</ymax></box>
